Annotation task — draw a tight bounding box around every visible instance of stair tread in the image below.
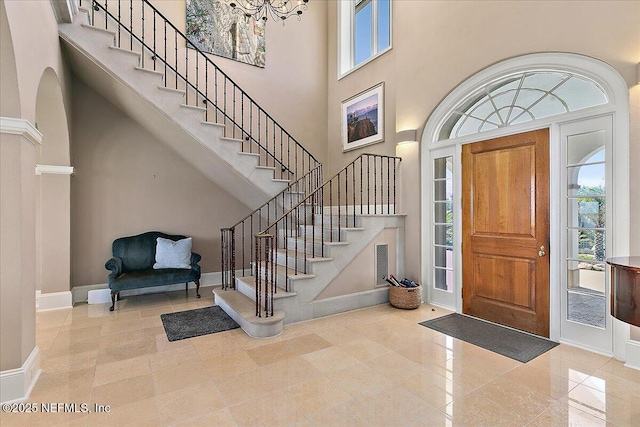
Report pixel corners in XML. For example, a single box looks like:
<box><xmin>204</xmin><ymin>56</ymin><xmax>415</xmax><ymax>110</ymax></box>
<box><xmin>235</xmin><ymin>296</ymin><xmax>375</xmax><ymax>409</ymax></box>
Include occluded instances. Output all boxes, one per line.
<box><xmin>287</xmin><ymin>237</ymin><xmax>350</xmax><ymax>246</ymax></box>
<box><xmin>108</xmin><ymin>46</ymin><xmax>141</xmax><ymax>57</ymax></box>
<box><xmin>180</xmin><ymin>104</ymin><xmax>206</xmax><ymax>112</ymax></box>
<box><xmin>236</xmin><ymin>276</ymin><xmax>298</xmax><ymax>298</ymax></box>
<box><xmin>81</xmin><ymin>23</ymin><xmax>116</xmax><ymax>36</ymax></box>
<box><xmin>158</xmin><ymin>86</ymin><xmax>186</xmax><ymax>95</ymax></box>
<box><xmin>213</xmin><ymin>290</ymin><xmax>285</xmax><ymax>324</ymax></box>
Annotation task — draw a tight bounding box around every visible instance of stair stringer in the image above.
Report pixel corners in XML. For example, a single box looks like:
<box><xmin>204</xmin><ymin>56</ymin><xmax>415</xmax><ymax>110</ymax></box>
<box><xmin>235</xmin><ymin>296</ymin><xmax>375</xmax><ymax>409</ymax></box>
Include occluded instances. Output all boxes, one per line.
<box><xmin>58</xmin><ymin>13</ymin><xmax>288</xmax><ymax>209</ymax></box>
<box><xmin>290</xmin><ymin>215</ymin><xmax>404</xmax><ymax>302</ymax></box>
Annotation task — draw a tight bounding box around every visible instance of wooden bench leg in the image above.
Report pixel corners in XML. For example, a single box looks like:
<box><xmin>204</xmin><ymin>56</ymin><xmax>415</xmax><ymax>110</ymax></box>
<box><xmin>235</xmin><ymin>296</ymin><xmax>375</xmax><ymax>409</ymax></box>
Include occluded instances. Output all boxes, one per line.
<box><xmin>110</xmin><ymin>290</ymin><xmax>117</xmax><ymax>311</ymax></box>
<box><xmin>195</xmin><ymin>280</ymin><xmax>201</xmax><ymax>298</ymax></box>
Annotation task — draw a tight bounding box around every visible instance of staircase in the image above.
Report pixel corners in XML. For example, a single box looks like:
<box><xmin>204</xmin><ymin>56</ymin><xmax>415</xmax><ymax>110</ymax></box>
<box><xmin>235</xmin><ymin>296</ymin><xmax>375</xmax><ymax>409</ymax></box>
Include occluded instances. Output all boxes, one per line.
<box><xmin>58</xmin><ymin>0</ymin><xmax>319</xmax><ymax>209</ymax></box>
<box><xmin>216</xmin><ymin>154</ymin><xmax>404</xmax><ymax>337</ymax></box>
<box><xmin>61</xmin><ymin>1</ymin><xmax>406</xmax><ymax>339</ymax></box>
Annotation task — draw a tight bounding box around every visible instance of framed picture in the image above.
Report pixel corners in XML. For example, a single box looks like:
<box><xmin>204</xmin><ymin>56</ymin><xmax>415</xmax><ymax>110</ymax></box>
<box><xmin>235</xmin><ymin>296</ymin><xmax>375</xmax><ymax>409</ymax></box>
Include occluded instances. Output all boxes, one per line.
<box><xmin>342</xmin><ymin>82</ymin><xmax>384</xmax><ymax>152</ymax></box>
<box><xmin>186</xmin><ymin>0</ymin><xmax>266</xmax><ymax>68</ymax></box>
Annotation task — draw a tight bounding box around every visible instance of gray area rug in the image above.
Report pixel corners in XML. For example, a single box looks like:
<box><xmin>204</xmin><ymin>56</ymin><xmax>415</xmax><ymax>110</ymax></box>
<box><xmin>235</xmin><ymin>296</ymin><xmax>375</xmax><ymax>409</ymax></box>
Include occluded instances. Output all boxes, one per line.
<box><xmin>419</xmin><ymin>313</ymin><xmax>558</xmax><ymax>363</ymax></box>
<box><xmin>160</xmin><ymin>305</ymin><xmax>240</xmax><ymax>342</ymax></box>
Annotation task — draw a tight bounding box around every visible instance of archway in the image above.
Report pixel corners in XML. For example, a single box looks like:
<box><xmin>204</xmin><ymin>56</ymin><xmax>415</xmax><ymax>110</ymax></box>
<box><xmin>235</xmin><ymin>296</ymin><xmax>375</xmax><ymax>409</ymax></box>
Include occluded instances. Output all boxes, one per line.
<box><xmin>421</xmin><ymin>53</ymin><xmax>629</xmax><ymax>356</ymax></box>
<box><xmin>35</xmin><ymin>68</ymin><xmax>73</xmax><ymax>308</ymax></box>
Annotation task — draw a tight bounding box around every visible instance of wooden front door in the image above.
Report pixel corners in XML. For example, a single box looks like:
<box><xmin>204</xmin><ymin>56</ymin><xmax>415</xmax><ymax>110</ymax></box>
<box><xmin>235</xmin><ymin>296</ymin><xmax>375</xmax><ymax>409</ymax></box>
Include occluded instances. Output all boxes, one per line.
<box><xmin>462</xmin><ymin>129</ymin><xmax>550</xmax><ymax>337</ymax></box>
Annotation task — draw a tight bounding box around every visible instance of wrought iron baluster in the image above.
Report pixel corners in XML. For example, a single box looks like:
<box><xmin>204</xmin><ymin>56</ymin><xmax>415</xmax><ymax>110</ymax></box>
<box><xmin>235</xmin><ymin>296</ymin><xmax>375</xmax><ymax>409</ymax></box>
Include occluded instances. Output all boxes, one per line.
<box><xmin>141</xmin><ymin>1</ymin><xmax>144</xmax><ymax>67</ymax></box>
<box><xmin>129</xmin><ymin>0</ymin><xmax>133</xmax><ymax>50</ymax></box>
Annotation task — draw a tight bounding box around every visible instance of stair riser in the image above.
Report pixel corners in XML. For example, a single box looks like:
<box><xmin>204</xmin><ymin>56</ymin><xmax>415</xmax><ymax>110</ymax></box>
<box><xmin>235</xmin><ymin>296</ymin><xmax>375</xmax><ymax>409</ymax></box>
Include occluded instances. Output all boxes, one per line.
<box><xmin>313</xmin><ymin>214</ymin><xmax>361</xmax><ymax>227</ymax></box>
<box><xmin>235</xmin><ymin>278</ymin><xmax>287</xmax><ymax>311</ymax></box>
<box><xmin>274</xmin><ymin>252</ymin><xmax>307</xmax><ymax>272</ymax></box>
<box><xmin>299</xmin><ymin>226</ymin><xmax>345</xmax><ymax>241</ymax></box>
<box><xmin>284</xmin><ymin>238</ymin><xmax>329</xmax><ymax>258</ymax></box>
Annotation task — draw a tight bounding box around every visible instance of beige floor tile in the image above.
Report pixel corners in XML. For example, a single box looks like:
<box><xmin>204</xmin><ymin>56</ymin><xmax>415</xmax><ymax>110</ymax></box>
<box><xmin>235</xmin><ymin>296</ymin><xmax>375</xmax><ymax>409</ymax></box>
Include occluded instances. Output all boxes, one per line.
<box><xmin>502</xmin><ymin>363</ymin><xmax>580</xmax><ymax>399</ymax></box>
<box><xmin>349</xmin><ymin>384</ymin><xmax>436</xmax><ymax>426</ymax></box>
<box><xmin>190</xmin><ymin>330</ymin><xmax>245</xmax><ymax>359</ymax></box>
<box><xmin>148</xmin><ymin>344</ymin><xmax>200</xmax><ymax>371</ymax></box>
<box><xmin>443</xmin><ymin>393</ymin><xmax>529</xmax><ymax>427</ymax></box>
<box><xmin>141</xmin><ymin>315</ymin><xmax>163</xmax><ymax>328</ymax></box>
<box><xmin>335</xmin><ymin>337</ymin><xmax>391</xmax><ymax>361</ymax></box>
<box><xmin>102</xmin><ymin>309</ymin><xmax>141</xmax><ymax>322</ymax></box>
<box><xmin>96</xmin><ymin>337</ymin><xmax>157</xmax><ymax>365</ymax></box>
<box><xmin>29</xmin><ymin>367</ymin><xmax>95</xmax><ymax>402</ymax></box>
<box><xmin>90</xmin><ymin>373</ymin><xmax>155</xmax><ymax>407</ymax></box>
<box><xmin>528</xmin><ymin>352</ymin><xmax>604</xmax><ymax>381</ymax></box>
<box><xmin>53</xmin><ymin>325</ymin><xmax>104</xmax><ymax>344</ymax></box>
<box><xmin>157</xmin><ymin>381</ymin><xmax>226</xmax><ymax>426</ymax></box>
<box><xmin>326</xmin><ymin>362</ymin><xmax>396</xmax><ymax>397</ymax></box>
<box><xmin>397</xmin><ymin>339</ymin><xmax>455</xmax><ymax>366</ymax></box>
<box><xmin>152</xmin><ymin>361</ymin><xmax>211</xmax><ymax>395</ymax></box>
<box><xmin>300</xmin><ymin>346</ymin><xmax>360</xmax><ymax>373</ymax></box>
<box><xmin>202</xmin><ymin>350</ymin><xmax>259</xmax><ymax>380</ymax></box>
<box><xmin>474</xmin><ymin>376</ymin><xmax>555</xmax><ymax>422</ymax></box>
<box><xmin>314</xmin><ymin>326</ymin><xmax>363</xmax><ymax>345</ymax></box>
<box><xmin>93</xmin><ymin>354</ymin><xmax>151</xmax><ymax>386</ymax></box>
<box><xmin>140</xmin><ymin>305</ymin><xmax>172</xmax><ymax>319</ymax></box>
<box><xmin>549</xmin><ymin>344</ymin><xmax>612</xmax><ymax>370</ymax></box>
<box><xmin>430</xmin><ymin>357</ymin><xmax>501</xmax><ymax>389</ymax></box>
<box><xmin>40</xmin><ymin>349</ymin><xmax>99</xmax><ymax>374</ymax></box>
<box><xmin>45</xmin><ymin>337</ymin><xmax>101</xmax><ymax>358</ymax></box>
<box><xmin>214</xmin><ymin>367</ymin><xmax>275</xmax><ymax>406</ymax></box>
<box><xmin>172</xmin><ymin>408</ymin><xmax>237</xmax><ymax>427</ymax></box>
<box><xmin>527</xmin><ymin>401</ymin><xmax>613</xmax><ymax>427</ymax></box>
<box><xmin>581</xmin><ymin>368</ymin><xmax>640</xmax><ymax>402</ymax></box>
<box><xmin>228</xmin><ymin>391</ymin><xmax>308</xmax><ymax>427</ymax></box>
<box><xmin>244</xmin><ymin>339</ymin><xmax>292</xmax><ymax>365</ymax></box>
<box><xmin>598</xmin><ymin>358</ymin><xmax>640</xmax><ymax>383</ymax></box>
<box><xmin>100</xmin><ymin>317</ymin><xmax>143</xmax><ymax>335</ymax></box>
<box><xmin>87</xmin><ymin>396</ymin><xmax>159</xmax><ymax>426</ymax></box>
<box><xmin>282</xmin><ymin>377</ymin><xmax>353</xmax><ymax>418</ymax></box>
<box><xmin>560</xmin><ymin>383</ymin><xmax>640</xmax><ymax>426</ymax></box>
<box><xmin>364</xmin><ymin>351</ymin><xmax>430</xmax><ymax>382</ymax></box>
<box><xmin>397</xmin><ymin>368</ymin><xmax>474</xmax><ymax>409</ymax></box>
<box><xmin>309</xmin><ymin>401</ymin><xmax>369</xmax><ymax>427</ymax></box>
<box><xmin>285</xmin><ymin>333</ymin><xmax>333</xmax><ymax>355</ymax></box>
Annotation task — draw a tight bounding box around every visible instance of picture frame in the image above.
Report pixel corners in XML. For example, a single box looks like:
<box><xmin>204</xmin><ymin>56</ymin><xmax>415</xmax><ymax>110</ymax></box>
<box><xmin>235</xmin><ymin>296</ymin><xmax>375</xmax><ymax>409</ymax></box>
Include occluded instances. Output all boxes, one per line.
<box><xmin>342</xmin><ymin>82</ymin><xmax>384</xmax><ymax>152</ymax></box>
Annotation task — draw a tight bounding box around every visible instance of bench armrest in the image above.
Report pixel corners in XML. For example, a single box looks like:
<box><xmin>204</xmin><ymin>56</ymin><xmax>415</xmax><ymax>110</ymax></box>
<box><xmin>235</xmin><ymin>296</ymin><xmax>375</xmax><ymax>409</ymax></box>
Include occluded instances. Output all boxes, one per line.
<box><xmin>105</xmin><ymin>256</ymin><xmax>123</xmax><ymax>281</ymax></box>
<box><xmin>191</xmin><ymin>252</ymin><xmax>202</xmax><ymax>275</ymax></box>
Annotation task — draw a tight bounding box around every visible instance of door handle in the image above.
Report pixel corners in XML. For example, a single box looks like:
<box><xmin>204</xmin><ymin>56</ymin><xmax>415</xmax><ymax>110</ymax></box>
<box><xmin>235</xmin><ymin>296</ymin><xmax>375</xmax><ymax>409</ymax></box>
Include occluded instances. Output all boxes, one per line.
<box><xmin>538</xmin><ymin>246</ymin><xmax>546</xmax><ymax>257</ymax></box>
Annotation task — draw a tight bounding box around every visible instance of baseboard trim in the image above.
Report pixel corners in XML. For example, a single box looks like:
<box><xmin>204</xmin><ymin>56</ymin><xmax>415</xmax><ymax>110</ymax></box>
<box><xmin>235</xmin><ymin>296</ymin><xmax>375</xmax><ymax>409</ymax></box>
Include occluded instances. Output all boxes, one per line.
<box><xmin>624</xmin><ymin>340</ymin><xmax>640</xmax><ymax>371</ymax></box>
<box><xmin>72</xmin><ymin>271</ymin><xmax>233</xmax><ymax>303</ymax></box>
<box><xmin>0</xmin><ymin>346</ymin><xmax>41</xmax><ymax>404</ymax></box>
<box><xmin>37</xmin><ymin>291</ymin><xmax>73</xmax><ymax>311</ymax></box>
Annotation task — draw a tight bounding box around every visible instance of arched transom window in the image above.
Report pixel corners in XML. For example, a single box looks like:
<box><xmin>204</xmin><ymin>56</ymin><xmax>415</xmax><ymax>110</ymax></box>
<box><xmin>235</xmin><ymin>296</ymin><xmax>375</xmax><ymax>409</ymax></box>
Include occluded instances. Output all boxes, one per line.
<box><xmin>438</xmin><ymin>71</ymin><xmax>608</xmax><ymax>141</ymax></box>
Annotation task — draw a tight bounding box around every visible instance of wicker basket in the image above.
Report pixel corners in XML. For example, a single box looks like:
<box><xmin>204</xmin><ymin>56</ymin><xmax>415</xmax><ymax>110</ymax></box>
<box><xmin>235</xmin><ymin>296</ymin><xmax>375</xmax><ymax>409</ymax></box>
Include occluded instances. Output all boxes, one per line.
<box><xmin>389</xmin><ymin>285</ymin><xmax>422</xmax><ymax>309</ymax></box>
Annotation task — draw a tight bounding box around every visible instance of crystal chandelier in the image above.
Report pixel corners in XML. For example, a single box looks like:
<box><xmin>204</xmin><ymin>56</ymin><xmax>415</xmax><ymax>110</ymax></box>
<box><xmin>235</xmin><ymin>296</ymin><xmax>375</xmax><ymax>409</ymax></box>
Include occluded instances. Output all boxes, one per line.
<box><xmin>226</xmin><ymin>0</ymin><xmax>310</xmax><ymax>23</ymax></box>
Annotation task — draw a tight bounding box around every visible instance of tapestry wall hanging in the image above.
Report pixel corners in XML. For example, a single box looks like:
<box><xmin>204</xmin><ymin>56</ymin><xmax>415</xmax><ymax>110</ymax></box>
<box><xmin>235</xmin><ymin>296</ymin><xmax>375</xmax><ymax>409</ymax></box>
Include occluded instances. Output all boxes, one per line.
<box><xmin>186</xmin><ymin>0</ymin><xmax>266</xmax><ymax>68</ymax></box>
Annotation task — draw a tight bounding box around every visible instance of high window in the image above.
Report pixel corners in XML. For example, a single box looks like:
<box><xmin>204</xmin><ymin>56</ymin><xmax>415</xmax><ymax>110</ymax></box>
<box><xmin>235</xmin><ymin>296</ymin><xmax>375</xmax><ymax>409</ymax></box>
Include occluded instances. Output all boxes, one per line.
<box><xmin>339</xmin><ymin>0</ymin><xmax>392</xmax><ymax>77</ymax></box>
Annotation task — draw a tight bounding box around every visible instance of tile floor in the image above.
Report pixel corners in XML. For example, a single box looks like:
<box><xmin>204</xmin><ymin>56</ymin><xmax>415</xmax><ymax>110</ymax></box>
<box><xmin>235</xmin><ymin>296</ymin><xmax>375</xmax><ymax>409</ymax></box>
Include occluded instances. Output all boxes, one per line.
<box><xmin>2</xmin><ymin>287</ymin><xmax>640</xmax><ymax>426</ymax></box>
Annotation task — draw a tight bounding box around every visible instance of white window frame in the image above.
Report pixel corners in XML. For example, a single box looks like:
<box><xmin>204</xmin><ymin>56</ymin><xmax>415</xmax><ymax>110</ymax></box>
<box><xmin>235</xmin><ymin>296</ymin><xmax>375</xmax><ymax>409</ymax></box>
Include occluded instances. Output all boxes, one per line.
<box><xmin>338</xmin><ymin>0</ymin><xmax>393</xmax><ymax>79</ymax></box>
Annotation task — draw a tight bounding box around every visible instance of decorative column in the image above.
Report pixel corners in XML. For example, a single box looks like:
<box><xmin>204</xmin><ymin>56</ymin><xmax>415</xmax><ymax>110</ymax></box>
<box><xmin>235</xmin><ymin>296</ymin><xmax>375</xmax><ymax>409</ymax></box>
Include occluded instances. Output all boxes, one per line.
<box><xmin>0</xmin><ymin>117</ymin><xmax>42</xmax><ymax>403</ymax></box>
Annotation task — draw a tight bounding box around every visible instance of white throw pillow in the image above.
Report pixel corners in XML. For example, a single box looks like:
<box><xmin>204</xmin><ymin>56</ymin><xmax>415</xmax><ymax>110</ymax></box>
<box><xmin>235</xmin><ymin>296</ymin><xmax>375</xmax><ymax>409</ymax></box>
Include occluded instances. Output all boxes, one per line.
<box><xmin>153</xmin><ymin>237</ymin><xmax>192</xmax><ymax>269</ymax></box>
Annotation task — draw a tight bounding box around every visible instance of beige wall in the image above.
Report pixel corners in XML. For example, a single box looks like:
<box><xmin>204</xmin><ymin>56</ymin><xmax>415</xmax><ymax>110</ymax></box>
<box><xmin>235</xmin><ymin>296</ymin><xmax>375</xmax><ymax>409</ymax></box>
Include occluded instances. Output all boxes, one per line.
<box><xmin>317</xmin><ymin>228</ymin><xmax>399</xmax><ymax>299</ymax></box>
<box><xmin>148</xmin><ymin>0</ymin><xmax>329</xmax><ymax>166</ymax></box>
<box><xmin>327</xmin><ymin>0</ymin><xmax>640</xmax><ymax>281</ymax></box>
<box><xmin>0</xmin><ymin>132</ymin><xmax>38</xmax><ymax>371</ymax></box>
<box><xmin>70</xmin><ymin>79</ymin><xmax>252</xmax><ymax>287</ymax></box>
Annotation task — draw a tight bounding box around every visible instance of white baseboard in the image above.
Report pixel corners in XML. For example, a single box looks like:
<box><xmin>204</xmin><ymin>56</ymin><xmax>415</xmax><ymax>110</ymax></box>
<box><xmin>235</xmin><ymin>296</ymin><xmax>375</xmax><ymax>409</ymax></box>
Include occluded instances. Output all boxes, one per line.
<box><xmin>72</xmin><ymin>271</ymin><xmax>231</xmax><ymax>303</ymax></box>
<box><xmin>37</xmin><ymin>291</ymin><xmax>73</xmax><ymax>311</ymax></box>
<box><xmin>624</xmin><ymin>340</ymin><xmax>640</xmax><ymax>371</ymax></box>
<box><xmin>0</xmin><ymin>346</ymin><xmax>41</xmax><ymax>404</ymax></box>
